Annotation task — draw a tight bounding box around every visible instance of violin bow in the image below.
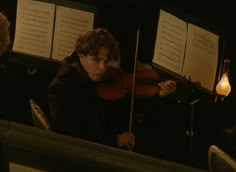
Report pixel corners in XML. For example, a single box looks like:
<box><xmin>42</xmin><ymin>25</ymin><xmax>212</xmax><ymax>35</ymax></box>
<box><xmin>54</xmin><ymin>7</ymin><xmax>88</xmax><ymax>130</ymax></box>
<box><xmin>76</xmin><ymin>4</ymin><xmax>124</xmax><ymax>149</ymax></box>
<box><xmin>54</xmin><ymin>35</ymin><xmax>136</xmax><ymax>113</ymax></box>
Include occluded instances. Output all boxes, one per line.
<box><xmin>128</xmin><ymin>25</ymin><xmax>140</xmax><ymax>151</ymax></box>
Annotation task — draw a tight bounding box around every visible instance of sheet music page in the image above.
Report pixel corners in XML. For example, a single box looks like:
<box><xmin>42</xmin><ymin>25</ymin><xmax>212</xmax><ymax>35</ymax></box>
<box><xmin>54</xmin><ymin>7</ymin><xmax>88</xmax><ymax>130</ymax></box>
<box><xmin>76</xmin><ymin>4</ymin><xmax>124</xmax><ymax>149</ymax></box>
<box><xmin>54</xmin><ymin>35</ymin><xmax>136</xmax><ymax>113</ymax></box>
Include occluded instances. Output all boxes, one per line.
<box><xmin>13</xmin><ymin>0</ymin><xmax>55</xmax><ymax>58</ymax></box>
<box><xmin>152</xmin><ymin>10</ymin><xmax>187</xmax><ymax>75</ymax></box>
<box><xmin>51</xmin><ymin>5</ymin><xmax>94</xmax><ymax>60</ymax></box>
<box><xmin>182</xmin><ymin>23</ymin><xmax>219</xmax><ymax>91</ymax></box>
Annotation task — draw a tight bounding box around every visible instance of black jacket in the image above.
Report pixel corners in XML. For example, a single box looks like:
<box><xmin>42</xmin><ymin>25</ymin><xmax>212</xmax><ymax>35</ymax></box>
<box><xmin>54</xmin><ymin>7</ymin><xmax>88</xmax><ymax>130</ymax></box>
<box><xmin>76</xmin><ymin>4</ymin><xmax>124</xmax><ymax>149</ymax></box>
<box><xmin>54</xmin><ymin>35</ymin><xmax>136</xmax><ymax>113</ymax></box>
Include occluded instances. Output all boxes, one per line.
<box><xmin>0</xmin><ymin>54</ymin><xmax>28</xmax><ymax>123</ymax></box>
<box><xmin>48</xmin><ymin>52</ymin><xmax>128</xmax><ymax>147</ymax></box>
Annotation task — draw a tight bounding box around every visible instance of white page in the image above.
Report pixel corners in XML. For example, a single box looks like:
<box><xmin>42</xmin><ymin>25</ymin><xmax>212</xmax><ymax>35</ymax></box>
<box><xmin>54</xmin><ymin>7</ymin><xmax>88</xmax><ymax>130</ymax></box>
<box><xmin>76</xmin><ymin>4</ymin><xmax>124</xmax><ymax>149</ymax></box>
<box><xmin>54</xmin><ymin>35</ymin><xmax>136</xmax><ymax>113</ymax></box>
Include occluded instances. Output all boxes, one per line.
<box><xmin>153</xmin><ymin>9</ymin><xmax>187</xmax><ymax>75</ymax></box>
<box><xmin>182</xmin><ymin>23</ymin><xmax>219</xmax><ymax>91</ymax></box>
<box><xmin>13</xmin><ymin>0</ymin><xmax>55</xmax><ymax>58</ymax></box>
<box><xmin>51</xmin><ymin>5</ymin><xmax>94</xmax><ymax>61</ymax></box>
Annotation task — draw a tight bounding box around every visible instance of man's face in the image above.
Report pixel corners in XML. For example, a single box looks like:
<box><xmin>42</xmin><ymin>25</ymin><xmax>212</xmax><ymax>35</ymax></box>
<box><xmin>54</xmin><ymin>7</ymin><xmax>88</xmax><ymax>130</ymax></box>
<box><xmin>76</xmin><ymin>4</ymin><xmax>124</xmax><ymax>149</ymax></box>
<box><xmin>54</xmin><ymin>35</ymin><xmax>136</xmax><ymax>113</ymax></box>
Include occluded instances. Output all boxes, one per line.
<box><xmin>79</xmin><ymin>47</ymin><xmax>110</xmax><ymax>81</ymax></box>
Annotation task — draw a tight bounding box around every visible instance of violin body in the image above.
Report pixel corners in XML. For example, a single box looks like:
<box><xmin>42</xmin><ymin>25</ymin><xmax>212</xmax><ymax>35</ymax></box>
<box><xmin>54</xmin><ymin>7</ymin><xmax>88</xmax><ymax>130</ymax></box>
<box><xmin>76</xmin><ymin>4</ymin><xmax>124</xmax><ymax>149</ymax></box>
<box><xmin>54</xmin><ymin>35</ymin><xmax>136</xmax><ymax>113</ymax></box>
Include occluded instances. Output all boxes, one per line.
<box><xmin>96</xmin><ymin>67</ymin><xmax>160</xmax><ymax>101</ymax></box>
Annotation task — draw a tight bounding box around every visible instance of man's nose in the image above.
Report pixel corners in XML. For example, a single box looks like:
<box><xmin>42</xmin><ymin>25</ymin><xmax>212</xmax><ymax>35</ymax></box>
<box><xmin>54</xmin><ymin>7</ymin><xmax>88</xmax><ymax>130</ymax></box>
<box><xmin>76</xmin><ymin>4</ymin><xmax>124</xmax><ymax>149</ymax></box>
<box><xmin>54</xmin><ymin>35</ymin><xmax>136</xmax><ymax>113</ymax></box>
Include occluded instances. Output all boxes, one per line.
<box><xmin>99</xmin><ymin>61</ymin><xmax>107</xmax><ymax>71</ymax></box>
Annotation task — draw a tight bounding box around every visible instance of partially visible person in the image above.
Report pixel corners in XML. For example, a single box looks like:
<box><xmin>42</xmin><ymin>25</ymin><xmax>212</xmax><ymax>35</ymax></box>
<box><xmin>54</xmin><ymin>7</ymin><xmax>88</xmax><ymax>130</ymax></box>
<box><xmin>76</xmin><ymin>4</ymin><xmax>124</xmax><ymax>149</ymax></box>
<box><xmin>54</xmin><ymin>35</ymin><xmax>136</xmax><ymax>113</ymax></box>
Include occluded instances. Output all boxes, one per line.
<box><xmin>0</xmin><ymin>13</ymin><xmax>13</xmax><ymax>168</ymax></box>
<box><xmin>0</xmin><ymin>12</ymin><xmax>13</xmax><ymax>120</ymax></box>
<box><xmin>0</xmin><ymin>12</ymin><xmax>29</xmax><ymax>123</ymax></box>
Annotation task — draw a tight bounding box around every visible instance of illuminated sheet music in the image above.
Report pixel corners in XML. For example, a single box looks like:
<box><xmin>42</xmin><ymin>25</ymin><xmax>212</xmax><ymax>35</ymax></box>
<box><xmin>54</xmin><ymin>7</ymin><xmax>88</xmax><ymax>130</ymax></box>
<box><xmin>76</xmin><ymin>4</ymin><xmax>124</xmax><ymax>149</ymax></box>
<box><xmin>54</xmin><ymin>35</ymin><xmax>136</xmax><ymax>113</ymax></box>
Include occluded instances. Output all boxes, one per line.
<box><xmin>153</xmin><ymin>9</ymin><xmax>187</xmax><ymax>75</ymax></box>
<box><xmin>153</xmin><ymin>10</ymin><xmax>219</xmax><ymax>92</ymax></box>
<box><xmin>183</xmin><ymin>23</ymin><xmax>219</xmax><ymax>91</ymax></box>
<box><xmin>13</xmin><ymin>0</ymin><xmax>95</xmax><ymax>60</ymax></box>
<box><xmin>13</xmin><ymin>0</ymin><xmax>55</xmax><ymax>58</ymax></box>
<box><xmin>51</xmin><ymin>5</ymin><xmax>94</xmax><ymax>60</ymax></box>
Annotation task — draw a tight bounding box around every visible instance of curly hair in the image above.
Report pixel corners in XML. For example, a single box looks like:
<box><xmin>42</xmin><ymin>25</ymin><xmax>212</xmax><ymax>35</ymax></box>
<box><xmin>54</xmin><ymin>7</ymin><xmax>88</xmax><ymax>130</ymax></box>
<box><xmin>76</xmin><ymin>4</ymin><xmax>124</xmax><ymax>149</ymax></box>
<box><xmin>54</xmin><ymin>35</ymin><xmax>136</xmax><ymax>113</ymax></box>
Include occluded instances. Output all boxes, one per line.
<box><xmin>75</xmin><ymin>28</ymin><xmax>120</xmax><ymax>62</ymax></box>
<box><xmin>0</xmin><ymin>12</ymin><xmax>10</xmax><ymax>55</ymax></box>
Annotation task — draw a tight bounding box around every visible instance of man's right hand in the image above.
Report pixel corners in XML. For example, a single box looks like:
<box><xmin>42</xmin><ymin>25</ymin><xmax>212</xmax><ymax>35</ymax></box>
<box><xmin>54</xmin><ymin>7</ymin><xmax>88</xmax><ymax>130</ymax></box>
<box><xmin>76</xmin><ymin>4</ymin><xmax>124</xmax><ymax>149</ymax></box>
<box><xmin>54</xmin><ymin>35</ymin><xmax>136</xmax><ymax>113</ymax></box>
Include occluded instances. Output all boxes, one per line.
<box><xmin>117</xmin><ymin>132</ymin><xmax>135</xmax><ymax>151</ymax></box>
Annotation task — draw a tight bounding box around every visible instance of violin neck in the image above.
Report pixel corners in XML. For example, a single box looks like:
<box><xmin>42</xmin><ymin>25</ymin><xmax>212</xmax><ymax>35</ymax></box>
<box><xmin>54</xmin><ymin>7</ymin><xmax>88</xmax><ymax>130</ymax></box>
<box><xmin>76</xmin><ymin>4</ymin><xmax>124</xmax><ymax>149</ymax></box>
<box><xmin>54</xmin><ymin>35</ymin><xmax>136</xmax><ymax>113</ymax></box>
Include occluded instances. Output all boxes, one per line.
<box><xmin>136</xmin><ymin>78</ymin><xmax>163</xmax><ymax>85</ymax></box>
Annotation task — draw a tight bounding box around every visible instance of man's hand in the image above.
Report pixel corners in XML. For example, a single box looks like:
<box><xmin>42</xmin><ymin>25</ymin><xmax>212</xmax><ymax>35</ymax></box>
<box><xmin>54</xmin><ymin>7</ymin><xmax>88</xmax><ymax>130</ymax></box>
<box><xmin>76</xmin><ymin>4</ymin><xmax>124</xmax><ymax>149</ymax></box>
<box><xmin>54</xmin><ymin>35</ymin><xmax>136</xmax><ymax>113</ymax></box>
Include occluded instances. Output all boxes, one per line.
<box><xmin>117</xmin><ymin>132</ymin><xmax>135</xmax><ymax>151</ymax></box>
<box><xmin>158</xmin><ymin>80</ymin><xmax>176</xmax><ymax>97</ymax></box>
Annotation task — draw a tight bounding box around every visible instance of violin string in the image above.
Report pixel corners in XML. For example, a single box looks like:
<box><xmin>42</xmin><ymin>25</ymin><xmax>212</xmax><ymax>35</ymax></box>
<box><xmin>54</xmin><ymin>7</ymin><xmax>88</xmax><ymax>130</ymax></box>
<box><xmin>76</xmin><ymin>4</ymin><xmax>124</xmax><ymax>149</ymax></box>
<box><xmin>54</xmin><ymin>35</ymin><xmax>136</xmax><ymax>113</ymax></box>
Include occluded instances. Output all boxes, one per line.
<box><xmin>128</xmin><ymin>25</ymin><xmax>140</xmax><ymax>151</ymax></box>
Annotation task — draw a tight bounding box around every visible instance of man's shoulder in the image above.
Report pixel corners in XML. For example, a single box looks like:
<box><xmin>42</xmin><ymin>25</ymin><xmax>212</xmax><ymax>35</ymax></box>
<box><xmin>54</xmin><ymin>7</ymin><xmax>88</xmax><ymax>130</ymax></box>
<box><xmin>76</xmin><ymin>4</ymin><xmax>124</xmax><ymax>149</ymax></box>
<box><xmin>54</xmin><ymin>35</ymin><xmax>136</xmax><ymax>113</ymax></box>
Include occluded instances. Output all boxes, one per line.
<box><xmin>63</xmin><ymin>51</ymin><xmax>79</xmax><ymax>66</ymax></box>
<box><xmin>49</xmin><ymin>51</ymin><xmax>86</xmax><ymax>89</ymax></box>
<box><xmin>56</xmin><ymin>51</ymin><xmax>81</xmax><ymax>78</ymax></box>
<box><xmin>49</xmin><ymin>64</ymin><xmax>76</xmax><ymax>89</ymax></box>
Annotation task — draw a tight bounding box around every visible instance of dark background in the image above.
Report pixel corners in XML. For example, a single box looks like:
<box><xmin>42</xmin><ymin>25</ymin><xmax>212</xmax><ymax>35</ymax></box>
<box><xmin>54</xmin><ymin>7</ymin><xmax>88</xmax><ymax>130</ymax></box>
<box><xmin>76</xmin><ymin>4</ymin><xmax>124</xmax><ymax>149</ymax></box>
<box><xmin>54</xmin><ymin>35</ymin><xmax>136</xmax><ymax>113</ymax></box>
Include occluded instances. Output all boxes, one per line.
<box><xmin>1</xmin><ymin>0</ymin><xmax>236</xmax><ymax>170</ymax></box>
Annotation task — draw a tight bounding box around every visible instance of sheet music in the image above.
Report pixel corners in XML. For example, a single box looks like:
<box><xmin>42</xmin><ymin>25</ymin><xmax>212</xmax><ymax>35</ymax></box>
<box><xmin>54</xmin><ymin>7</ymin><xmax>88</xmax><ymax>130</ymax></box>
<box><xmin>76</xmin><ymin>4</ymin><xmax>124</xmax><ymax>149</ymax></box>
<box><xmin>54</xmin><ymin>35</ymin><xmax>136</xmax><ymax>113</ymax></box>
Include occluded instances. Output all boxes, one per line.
<box><xmin>153</xmin><ymin>9</ymin><xmax>187</xmax><ymax>75</ymax></box>
<box><xmin>51</xmin><ymin>5</ymin><xmax>94</xmax><ymax>60</ymax></box>
<box><xmin>13</xmin><ymin>0</ymin><xmax>55</xmax><ymax>58</ymax></box>
<box><xmin>153</xmin><ymin>9</ymin><xmax>220</xmax><ymax>92</ymax></box>
<box><xmin>182</xmin><ymin>23</ymin><xmax>219</xmax><ymax>91</ymax></box>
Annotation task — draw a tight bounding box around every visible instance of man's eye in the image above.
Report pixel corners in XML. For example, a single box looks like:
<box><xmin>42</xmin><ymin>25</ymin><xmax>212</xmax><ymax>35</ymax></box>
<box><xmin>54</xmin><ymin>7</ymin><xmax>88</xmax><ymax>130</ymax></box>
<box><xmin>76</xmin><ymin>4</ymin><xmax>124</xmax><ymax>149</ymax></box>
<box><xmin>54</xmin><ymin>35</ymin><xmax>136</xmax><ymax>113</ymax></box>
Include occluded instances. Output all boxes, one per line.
<box><xmin>104</xmin><ymin>60</ymin><xmax>109</xmax><ymax>64</ymax></box>
<box><xmin>94</xmin><ymin>57</ymin><xmax>101</xmax><ymax>63</ymax></box>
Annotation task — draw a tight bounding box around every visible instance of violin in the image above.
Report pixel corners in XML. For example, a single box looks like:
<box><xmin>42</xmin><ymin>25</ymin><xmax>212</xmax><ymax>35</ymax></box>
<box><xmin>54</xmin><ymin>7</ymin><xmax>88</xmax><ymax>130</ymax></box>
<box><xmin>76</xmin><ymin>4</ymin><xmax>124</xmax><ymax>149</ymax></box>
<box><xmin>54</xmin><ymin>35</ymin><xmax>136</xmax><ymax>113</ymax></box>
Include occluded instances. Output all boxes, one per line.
<box><xmin>96</xmin><ymin>66</ymin><xmax>160</xmax><ymax>101</ymax></box>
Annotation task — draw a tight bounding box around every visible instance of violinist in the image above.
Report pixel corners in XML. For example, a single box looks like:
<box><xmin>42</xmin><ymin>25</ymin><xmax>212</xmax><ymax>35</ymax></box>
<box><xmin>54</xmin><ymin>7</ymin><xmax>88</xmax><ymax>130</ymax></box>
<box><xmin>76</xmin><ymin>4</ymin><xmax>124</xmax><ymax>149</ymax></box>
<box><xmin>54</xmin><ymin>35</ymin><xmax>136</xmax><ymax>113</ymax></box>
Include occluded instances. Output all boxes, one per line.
<box><xmin>48</xmin><ymin>28</ymin><xmax>135</xmax><ymax>149</ymax></box>
<box><xmin>48</xmin><ymin>27</ymin><xmax>176</xmax><ymax>150</ymax></box>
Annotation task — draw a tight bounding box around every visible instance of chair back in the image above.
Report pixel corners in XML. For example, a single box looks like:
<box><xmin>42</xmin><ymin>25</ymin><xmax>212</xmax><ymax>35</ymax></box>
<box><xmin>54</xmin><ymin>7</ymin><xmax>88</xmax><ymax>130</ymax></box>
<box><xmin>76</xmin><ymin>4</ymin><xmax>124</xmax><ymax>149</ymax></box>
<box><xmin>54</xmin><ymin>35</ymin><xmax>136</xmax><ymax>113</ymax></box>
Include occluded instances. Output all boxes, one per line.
<box><xmin>29</xmin><ymin>99</ymin><xmax>52</xmax><ymax>131</ymax></box>
<box><xmin>208</xmin><ymin>145</ymin><xmax>236</xmax><ymax>172</ymax></box>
